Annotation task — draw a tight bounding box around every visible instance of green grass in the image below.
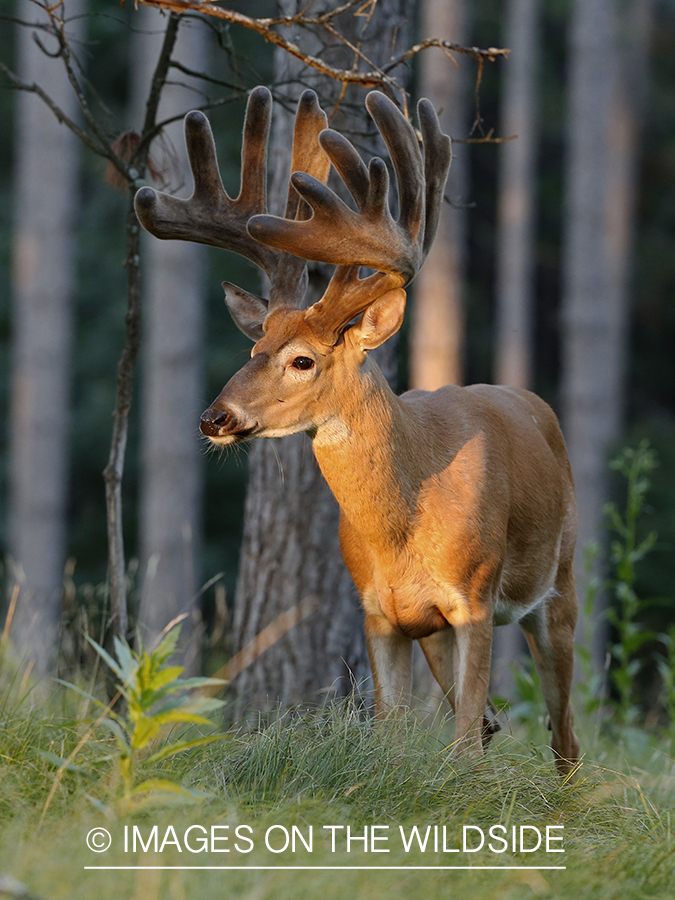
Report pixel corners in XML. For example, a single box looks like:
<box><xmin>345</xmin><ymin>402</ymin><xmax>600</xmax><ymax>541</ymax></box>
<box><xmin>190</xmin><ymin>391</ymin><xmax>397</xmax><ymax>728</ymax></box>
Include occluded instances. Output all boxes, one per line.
<box><xmin>1</xmin><ymin>685</ymin><xmax>674</xmax><ymax>900</ymax></box>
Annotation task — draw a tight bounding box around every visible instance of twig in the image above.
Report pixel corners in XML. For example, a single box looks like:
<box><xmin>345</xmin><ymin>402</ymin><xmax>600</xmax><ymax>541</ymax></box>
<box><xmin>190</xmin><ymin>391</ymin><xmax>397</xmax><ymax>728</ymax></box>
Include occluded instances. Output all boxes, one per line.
<box><xmin>0</xmin><ymin>62</ymin><xmax>116</xmax><ymax>163</ymax></box>
<box><xmin>383</xmin><ymin>37</ymin><xmax>509</xmax><ymax>73</ymax></box>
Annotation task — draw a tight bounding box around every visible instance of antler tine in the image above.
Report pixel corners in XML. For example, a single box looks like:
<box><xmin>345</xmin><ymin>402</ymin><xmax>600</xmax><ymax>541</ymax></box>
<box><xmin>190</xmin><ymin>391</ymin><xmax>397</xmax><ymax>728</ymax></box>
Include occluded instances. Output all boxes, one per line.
<box><xmin>268</xmin><ymin>89</ymin><xmax>331</xmax><ymax>311</ymax></box>
<box><xmin>135</xmin><ymin>87</ymin><xmax>278</xmax><ymax>278</ymax></box>
<box><xmin>248</xmin><ymin>126</ymin><xmax>414</xmax><ymax>280</ymax></box>
<box><xmin>285</xmin><ymin>90</ymin><xmax>331</xmax><ymax>220</ymax></box>
<box><xmin>418</xmin><ymin>98</ymin><xmax>452</xmax><ymax>258</ymax></box>
<box><xmin>365</xmin><ymin>91</ymin><xmax>425</xmax><ymax>248</ymax></box>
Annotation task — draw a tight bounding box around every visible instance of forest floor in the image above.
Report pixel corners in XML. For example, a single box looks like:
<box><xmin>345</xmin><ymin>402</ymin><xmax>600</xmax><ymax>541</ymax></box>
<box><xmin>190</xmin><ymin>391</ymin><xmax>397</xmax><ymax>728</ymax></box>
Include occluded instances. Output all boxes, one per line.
<box><xmin>1</xmin><ymin>679</ymin><xmax>674</xmax><ymax>900</ymax></box>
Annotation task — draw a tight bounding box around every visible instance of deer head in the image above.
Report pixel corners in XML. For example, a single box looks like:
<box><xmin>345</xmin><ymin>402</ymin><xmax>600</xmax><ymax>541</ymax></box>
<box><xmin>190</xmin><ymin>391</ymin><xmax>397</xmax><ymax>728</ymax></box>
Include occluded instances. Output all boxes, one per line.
<box><xmin>134</xmin><ymin>87</ymin><xmax>451</xmax><ymax>446</ymax></box>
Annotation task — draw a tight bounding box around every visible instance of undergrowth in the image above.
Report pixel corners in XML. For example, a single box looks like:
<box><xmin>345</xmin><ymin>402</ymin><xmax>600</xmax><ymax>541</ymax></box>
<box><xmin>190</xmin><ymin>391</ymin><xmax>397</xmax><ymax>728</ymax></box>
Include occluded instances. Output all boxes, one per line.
<box><xmin>1</xmin><ymin>440</ymin><xmax>674</xmax><ymax>898</ymax></box>
<box><xmin>1</xmin><ymin>687</ymin><xmax>674</xmax><ymax>899</ymax></box>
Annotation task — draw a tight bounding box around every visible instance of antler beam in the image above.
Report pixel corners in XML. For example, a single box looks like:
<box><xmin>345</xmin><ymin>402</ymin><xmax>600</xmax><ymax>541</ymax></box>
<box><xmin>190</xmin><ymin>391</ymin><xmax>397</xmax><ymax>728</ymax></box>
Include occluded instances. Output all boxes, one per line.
<box><xmin>135</xmin><ymin>87</ymin><xmax>277</xmax><ymax>276</ymax></box>
<box><xmin>135</xmin><ymin>86</ymin><xmax>332</xmax><ymax>312</ymax></box>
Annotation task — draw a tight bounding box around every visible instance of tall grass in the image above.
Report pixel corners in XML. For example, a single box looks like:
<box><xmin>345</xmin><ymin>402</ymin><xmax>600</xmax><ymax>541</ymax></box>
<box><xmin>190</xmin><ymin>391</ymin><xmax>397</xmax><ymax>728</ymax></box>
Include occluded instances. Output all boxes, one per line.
<box><xmin>1</xmin><ymin>441</ymin><xmax>674</xmax><ymax>899</ymax></box>
<box><xmin>1</xmin><ymin>680</ymin><xmax>674</xmax><ymax>899</ymax></box>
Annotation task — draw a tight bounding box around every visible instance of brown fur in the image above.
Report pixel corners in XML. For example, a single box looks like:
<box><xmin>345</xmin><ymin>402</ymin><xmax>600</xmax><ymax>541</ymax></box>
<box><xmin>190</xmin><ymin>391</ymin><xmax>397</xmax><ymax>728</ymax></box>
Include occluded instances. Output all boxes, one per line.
<box><xmin>204</xmin><ymin>289</ymin><xmax>580</xmax><ymax>774</ymax></box>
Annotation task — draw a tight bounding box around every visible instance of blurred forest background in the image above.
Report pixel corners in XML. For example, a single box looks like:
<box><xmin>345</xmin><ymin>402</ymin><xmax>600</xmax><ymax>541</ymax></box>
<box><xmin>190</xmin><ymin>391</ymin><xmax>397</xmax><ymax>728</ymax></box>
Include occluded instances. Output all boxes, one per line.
<box><xmin>1</xmin><ymin>0</ymin><xmax>674</xmax><ymax>717</ymax></box>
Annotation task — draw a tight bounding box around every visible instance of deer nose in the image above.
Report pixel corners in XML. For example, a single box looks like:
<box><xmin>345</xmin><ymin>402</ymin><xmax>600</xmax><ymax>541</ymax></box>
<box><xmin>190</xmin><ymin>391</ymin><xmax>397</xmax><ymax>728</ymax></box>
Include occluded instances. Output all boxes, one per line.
<box><xmin>200</xmin><ymin>407</ymin><xmax>232</xmax><ymax>436</ymax></box>
<box><xmin>200</xmin><ymin>404</ymin><xmax>258</xmax><ymax>439</ymax></box>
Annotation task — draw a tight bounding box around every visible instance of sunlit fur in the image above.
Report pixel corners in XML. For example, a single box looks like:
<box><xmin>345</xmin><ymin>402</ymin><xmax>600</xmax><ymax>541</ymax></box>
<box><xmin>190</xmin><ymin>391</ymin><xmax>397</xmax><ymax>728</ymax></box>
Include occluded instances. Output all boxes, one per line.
<box><xmin>203</xmin><ymin>288</ymin><xmax>580</xmax><ymax>775</ymax></box>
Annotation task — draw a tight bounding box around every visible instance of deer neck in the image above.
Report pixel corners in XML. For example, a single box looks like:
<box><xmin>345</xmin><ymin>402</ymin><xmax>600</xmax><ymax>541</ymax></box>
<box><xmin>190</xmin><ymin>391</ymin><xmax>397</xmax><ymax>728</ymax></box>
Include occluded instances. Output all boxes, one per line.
<box><xmin>311</xmin><ymin>359</ymin><xmax>419</xmax><ymax>548</ymax></box>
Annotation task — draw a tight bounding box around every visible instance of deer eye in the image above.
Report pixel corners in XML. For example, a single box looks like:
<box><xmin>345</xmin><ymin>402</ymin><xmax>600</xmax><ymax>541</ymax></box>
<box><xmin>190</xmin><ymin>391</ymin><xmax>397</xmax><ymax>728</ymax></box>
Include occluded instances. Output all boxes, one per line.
<box><xmin>291</xmin><ymin>356</ymin><xmax>315</xmax><ymax>370</ymax></box>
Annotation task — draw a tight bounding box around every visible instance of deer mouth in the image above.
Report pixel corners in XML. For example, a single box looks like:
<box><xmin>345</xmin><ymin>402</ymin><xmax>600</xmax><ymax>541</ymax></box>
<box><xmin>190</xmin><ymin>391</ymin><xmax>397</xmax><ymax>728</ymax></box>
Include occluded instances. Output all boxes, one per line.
<box><xmin>200</xmin><ymin>407</ymin><xmax>259</xmax><ymax>442</ymax></box>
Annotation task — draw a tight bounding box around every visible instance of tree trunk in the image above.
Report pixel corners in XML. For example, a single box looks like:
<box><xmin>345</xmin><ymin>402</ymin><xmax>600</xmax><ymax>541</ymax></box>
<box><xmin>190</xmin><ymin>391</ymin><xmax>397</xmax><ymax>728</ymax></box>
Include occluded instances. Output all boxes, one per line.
<box><xmin>494</xmin><ymin>0</ymin><xmax>539</xmax><ymax>391</ymax></box>
<box><xmin>409</xmin><ymin>0</ymin><xmax>471</xmax><ymax>391</ymax></box>
<box><xmin>561</xmin><ymin>0</ymin><xmax>651</xmax><ymax>663</ymax></box>
<box><xmin>406</xmin><ymin>0</ymin><xmax>472</xmax><ymax>714</ymax></box>
<box><xmin>229</xmin><ymin>0</ymin><xmax>411</xmax><ymax>719</ymax></box>
<box><xmin>131</xmin><ymin>10</ymin><xmax>208</xmax><ymax>668</ymax></box>
<box><xmin>491</xmin><ymin>0</ymin><xmax>541</xmax><ymax>694</ymax></box>
<box><xmin>8</xmin><ymin>0</ymin><xmax>85</xmax><ymax>676</ymax></box>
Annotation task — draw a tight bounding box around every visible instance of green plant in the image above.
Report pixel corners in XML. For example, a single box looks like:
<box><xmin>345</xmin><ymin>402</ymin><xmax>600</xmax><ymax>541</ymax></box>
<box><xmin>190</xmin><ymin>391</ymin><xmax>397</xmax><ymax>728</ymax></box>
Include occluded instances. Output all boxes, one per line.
<box><xmin>53</xmin><ymin>623</ymin><xmax>226</xmax><ymax>810</ymax></box>
<box><xmin>605</xmin><ymin>441</ymin><xmax>659</xmax><ymax>724</ymax></box>
<box><xmin>575</xmin><ymin>541</ymin><xmax>607</xmax><ymax>719</ymax></box>
<box><xmin>505</xmin><ymin>657</ymin><xmax>545</xmax><ymax>725</ymax></box>
<box><xmin>657</xmin><ymin>623</ymin><xmax>675</xmax><ymax>738</ymax></box>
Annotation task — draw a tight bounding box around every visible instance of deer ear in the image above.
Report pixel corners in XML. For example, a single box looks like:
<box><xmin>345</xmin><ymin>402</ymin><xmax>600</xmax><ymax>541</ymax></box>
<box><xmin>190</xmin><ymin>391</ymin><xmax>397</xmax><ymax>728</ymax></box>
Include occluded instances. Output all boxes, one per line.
<box><xmin>347</xmin><ymin>288</ymin><xmax>406</xmax><ymax>351</ymax></box>
<box><xmin>223</xmin><ymin>282</ymin><xmax>267</xmax><ymax>341</ymax></box>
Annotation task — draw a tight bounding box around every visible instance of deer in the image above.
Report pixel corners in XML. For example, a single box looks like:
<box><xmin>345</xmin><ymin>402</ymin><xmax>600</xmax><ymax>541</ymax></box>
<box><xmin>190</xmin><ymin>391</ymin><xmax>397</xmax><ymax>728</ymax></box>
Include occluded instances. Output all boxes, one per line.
<box><xmin>135</xmin><ymin>86</ymin><xmax>580</xmax><ymax>775</ymax></box>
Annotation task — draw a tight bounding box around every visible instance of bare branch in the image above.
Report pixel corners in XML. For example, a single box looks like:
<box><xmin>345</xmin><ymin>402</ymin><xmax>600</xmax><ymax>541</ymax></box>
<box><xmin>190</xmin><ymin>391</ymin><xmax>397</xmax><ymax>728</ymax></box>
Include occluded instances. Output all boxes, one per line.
<box><xmin>138</xmin><ymin>0</ymin><xmax>508</xmax><ymax>102</ymax></box>
<box><xmin>101</xmin><ymin>12</ymin><xmax>186</xmax><ymax>640</ymax></box>
<box><xmin>168</xmin><ymin>58</ymin><xmax>247</xmax><ymax>93</ymax></box>
<box><xmin>383</xmin><ymin>37</ymin><xmax>509</xmax><ymax>73</ymax></box>
<box><xmin>0</xmin><ymin>60</ymin><xmax>128</xmax><ymax>172</ymax></box>
<box><xmin>139</xmin><ymin>14</ymin><xmax>181</xmax><ymax>149</ymax></box>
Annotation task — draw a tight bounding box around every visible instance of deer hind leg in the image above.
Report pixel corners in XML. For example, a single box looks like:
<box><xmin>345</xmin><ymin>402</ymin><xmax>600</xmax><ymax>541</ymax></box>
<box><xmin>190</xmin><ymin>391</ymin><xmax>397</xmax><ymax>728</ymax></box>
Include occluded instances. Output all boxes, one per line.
<box><xmin>419</xmin><ymin>629</ymin><xmax>456</xmax><ymax>710</ymax></box>
<box><xmin>364</xmin><ymin>613</ymin><xmax>413</xmax><ymax>719</ymax></box>
<box><xmin>449</xmin><ymin>618</ymin><xmax>494</xmax><ymax>755</ymax></box>
<box><xmin>418</xmin><ymin>629</ymin><xmax>499</xmax><ymax>747</ymax></box>
<box><xmin>519</xmin><ymin>565</ymin><xmax>580</xmax><ymax>776</ymax></box>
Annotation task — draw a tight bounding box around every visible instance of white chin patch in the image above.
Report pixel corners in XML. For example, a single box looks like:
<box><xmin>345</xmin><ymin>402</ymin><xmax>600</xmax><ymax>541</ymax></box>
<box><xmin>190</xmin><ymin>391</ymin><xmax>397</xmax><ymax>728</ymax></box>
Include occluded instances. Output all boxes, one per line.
<box><xmin>207</xmin><ymin>434</ymin><xmax>240</xmax><ymax>446</ymax></box>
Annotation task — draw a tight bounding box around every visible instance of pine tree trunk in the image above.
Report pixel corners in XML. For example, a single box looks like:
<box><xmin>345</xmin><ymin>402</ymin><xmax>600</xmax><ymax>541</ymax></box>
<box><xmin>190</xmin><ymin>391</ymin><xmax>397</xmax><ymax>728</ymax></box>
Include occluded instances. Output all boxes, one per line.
<box><xmin>229</xmin><ymin>0</ymin><xmax>412</xmax><ymax>719</ymax></box>
<box><xmin>494</xmin><ymin>0</ymin><xmax>539</xmax><ymax>391</ymax></box>
<box><xmin>130</xmin><ymin>10</ymin><xmax>208</xmax><ymax>668</ymax></box>
<box><xmin>409</xmin><ymin>0</ymin><xmax>471</xmax><ymax>391</ymax></box>
<box><xmin>561</xmin><ymin>0</ymin><xmax>651</xmax><ymax>663</ymax></box>
<box><xmin>491</xmin><ymin>0</ymin><xmax>541</xmax><ymax>694</ymax></box>
<box><xmin>8</xmin><ymin>0</ymin><xmax>85</xmax><ymax>676</ymax></box>
<box><xmin>406</xmin><ymin>0</ymin><xmax>472</xmax><ymax>714</ymax></box>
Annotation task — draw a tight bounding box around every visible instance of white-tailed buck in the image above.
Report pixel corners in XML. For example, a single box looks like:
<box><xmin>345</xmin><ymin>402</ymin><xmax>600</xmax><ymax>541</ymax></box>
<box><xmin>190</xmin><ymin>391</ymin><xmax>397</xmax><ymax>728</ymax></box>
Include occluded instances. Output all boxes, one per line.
<box><xmin>135</xmin><ymin>87</ymin><xmax>580</xmax><ymax>774</ymax></box>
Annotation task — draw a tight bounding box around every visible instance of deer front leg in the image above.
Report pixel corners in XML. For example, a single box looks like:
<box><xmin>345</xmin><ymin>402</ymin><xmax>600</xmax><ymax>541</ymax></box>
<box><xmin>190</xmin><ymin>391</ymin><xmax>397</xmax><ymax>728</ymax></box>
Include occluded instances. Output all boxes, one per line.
<box><xmin>451</xmin><ymin>618</ymin><xmax>493</xmax><ymax>754</ymax></box>
<box><xmin>364</xmin><ymin>613</ymin><xmax>413</xmax><ymax>718</ymax></box>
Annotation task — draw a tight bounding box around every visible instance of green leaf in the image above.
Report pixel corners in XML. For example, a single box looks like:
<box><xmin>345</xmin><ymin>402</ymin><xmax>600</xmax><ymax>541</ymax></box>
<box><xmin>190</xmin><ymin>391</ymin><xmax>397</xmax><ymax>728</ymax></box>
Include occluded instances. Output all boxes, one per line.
<box><xmin>150</xmin><ymin>695</ymin><xmax>223</xmax><ymax>719</ymax></box>
<box><xmin>128</xmin><ymin>778</ymin><xmax>207</xmax><ymax>799</ymax></box>
<box><xmin>55</xmin><ymin>678</ymin><xmax>124</xmax><ymax>716</ymax></box>
<box><xmin>117</xmin><ymin>781</ymin><xmax>210</xmax><ymax>813</ymax></box>
<box><xmin>84</xmin><ymin>633</ymin><xmax>126</xmax><ymax>682</ymax></box>
<box><xmin>152</xmin><ymin>626</ymin><xmax>182</xmax><ymax>665</ymax></box>
<box><xmin>149</xmin><ymin>665</ymin><xmax>185</xmax><ymax>691</ymax></box>
<box><xmin>130</xmin><ymin>716</ymin><xmax>161</xmax><ymax>750</ymax></box>
<box><xmin>37</xmin><ymin>749</ymin><xmax>97</xmax><ymax>779</ymax></box>
<box><xmin>113</xmin><ymin>635</ymin><xmax>138</xmax><ymax>682</ymax></box>
<box><xmin>100</xmin><ymin>717</ymin><xmax>131</xmax><ymax>754</ymax></box>
<box><xmin>168</xmin><ymin>676</ymin><xmax>227</xmax><ymax>691</ymax></box>
<box><xmin>85</xmin><ymin>794</ymin><xmax>113</xmax><ymax>815</ymax></box>
<box><xmin>146</xmin><ymin>733</ymin><xmax>227</xmax><ymax>764</ymax></box>
<box><xmin>152</xmin><ymin>710</ymin><xmax>214</xmax><ymax>728</ymax></box>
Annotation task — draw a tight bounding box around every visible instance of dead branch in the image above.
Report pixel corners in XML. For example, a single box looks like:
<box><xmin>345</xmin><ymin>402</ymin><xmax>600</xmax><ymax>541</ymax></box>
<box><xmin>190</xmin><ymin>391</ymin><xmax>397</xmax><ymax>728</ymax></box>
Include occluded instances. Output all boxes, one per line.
<box><xmin>138</xmin><ymin>0</ymin><xmax>508</xmax><ymax>110</ymax></box>
<box><xmin>383</xmin><ymin>36</ymin><xmax>510</xmax><ymax>73</ymax></box>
